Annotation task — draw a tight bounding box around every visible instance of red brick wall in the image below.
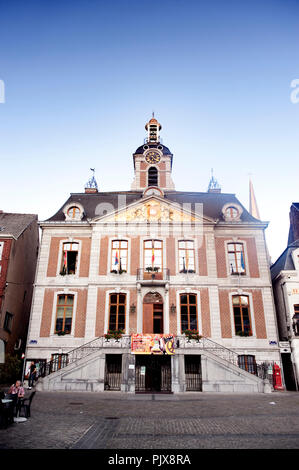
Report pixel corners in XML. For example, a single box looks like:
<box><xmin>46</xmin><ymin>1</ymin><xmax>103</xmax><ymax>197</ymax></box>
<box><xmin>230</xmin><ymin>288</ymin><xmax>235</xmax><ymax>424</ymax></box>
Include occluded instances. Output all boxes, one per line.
<box><xmin>131</xmin><ymin>237</ymin><xmax>140</xmax><ymax>275</ymax></box>
<box><xmin>200</xmin><ymin>288</ymin><xmax>211</xmax><ymax>337</ymax></box>
<box><xmin>198</xmin><ymin>235</ymin><xmax>207</xmax><ymax>276</ymax></box>
<box><xmin>218</xmin><ymin>288</ymin><xmax>267</xmax><ymax>339</ymax></box>
<box><xmin>47</xmin><ymin>237</ymin><xmax>65</xmax><ymax>277</ymax></box>
<box><xmin>242</xmin><ymin>237</ymin><xmax>260</xmax><ymax>278</ymax></box>
<box><xmin>78</xmin><ymin>237</ymin><xmax>91</xmax><ymax>277</ymax></box>
<box><xmin>0</xmin><ymin>239</ymin><xmax>12</xmax><ymax>300</ymax></box>
<box><xmin>215</xmin><ymin>237</ymin><xmax>229</xmax><ymax>278</ymax></box>
<box><xmin>40</xmin><ymin>289</ymin><xmax>54</xmax><ymax>337</ymax></box>
<box><xmin>74</xmin><ymin>289</ymin><xmax>88</xmax><ymax>337</ymax></box>
<box><xmin>218</xmin><ymin>289</ymin><xmax>232</xmax><ymax>338</ymax></box>
<box><xmin>95</xmin><ymin>288</ymin><xmax>106</xmax><ymax>336</ymax></box>
<box><xmin>166</xmin><ymin>237</ymin><xmax>176</xmax><ymax>275</ymax></box>
<box><xmin>99</xmin><ymin>237</ymin><xmax>108</xmax><ymax>275</ymax></box>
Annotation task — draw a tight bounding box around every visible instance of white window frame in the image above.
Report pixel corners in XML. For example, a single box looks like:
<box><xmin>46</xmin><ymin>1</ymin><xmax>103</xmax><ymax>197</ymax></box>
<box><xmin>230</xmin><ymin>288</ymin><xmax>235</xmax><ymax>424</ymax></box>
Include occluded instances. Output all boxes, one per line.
<box><xmin>104</xmin><ymin>289</ymin><xmax>130</xmax><ymax>335</ymax></box>
<box><xmin>56</xmin><ymin>238</ymin><xmax>82</xmax><ymax>278</ymax></box>
<box><xmin>228</xmin><ymin>291</ymin><xmax>256</xmax><ymax>338</ymax></box>
<box><xmin>50</xmin><ymin>290</ymin><xmax>78</xmax><ymax>337</ymax></box>
<box><xmin>176</xmin><ymin>289</ymin><xmax>202</xmax><ymax>336</ymax></box>
<box><xmin>107</xmin><ymin>237</ymin><xmax>130</xmax><ymax>274</ymax></box>
<box><xmin>224</xmin><ymin>239</ymin><xmax>249</xmax><ymax>277</ymax></box>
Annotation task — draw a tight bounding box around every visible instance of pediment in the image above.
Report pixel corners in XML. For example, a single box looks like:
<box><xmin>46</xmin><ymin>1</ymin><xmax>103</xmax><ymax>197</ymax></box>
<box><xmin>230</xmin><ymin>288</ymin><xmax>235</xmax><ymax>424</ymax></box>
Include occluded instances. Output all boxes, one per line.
<box><xmin>92</xmin><ymin>196</ymin><xmax>214</xmax><ymax>224</ymax></box>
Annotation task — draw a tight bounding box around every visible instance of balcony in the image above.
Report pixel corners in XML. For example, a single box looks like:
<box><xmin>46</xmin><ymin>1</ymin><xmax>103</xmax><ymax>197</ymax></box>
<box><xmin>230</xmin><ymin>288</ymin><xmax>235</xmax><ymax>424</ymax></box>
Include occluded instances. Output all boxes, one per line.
<box><xmin>137</xmin><ymin>268</ymin><xmax>170</xmax><ymax>285</ymax></box>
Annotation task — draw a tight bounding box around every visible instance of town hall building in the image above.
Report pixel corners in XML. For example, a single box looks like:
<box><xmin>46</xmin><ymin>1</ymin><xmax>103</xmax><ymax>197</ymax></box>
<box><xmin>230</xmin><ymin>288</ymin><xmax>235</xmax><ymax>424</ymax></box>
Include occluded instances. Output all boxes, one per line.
<box><xmin>25</xmin><ymin>116</ymin><xmax>282</xmax><ymax>393</ymax></box>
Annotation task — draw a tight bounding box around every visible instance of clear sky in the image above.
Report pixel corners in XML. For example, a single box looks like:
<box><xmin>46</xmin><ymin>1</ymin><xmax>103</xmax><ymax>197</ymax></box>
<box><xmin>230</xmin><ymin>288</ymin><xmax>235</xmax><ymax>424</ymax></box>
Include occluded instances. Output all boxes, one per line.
<box><xmin>0</xmin><ymin>0</ymin><xmax>299</xmax><ymax>262</ymax></box>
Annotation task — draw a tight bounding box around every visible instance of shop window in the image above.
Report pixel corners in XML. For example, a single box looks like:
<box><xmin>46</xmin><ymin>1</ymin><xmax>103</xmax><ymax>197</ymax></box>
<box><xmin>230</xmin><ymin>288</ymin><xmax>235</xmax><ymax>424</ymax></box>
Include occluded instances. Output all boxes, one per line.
<box><xmin>180</xmin><ymin>294</ymin><xmax>197</xmax><ymax>331</ymax></box>
<box><xmin>109</xmin><ymin>293</ymin><xmax>126</xmax><ymax>331</ymax></box>
<box><xmin>233</xmin><ymin>295</ymin><xmax>252</xmax><ymax>336</ymax></box>
<box><xmin>111</xmin><ymin>240</ymin><xmax>128</xmax><ymax>273</ymax></box>
<box><xmin>227</xmin><ymin>243</ymin><xmax>246</xmax><ymax>274</ymax></box>
<box><xmin>178</xmin><ymin>240</ymin><xmax>195</xmax><ymax>273</ymax></box>
<box><xmin>60</xmin><ymin>242</ymin><xmax>78</xmax><ymax>275</ymax></box>
<box><xmin>55</xmin><ymin>294</ymin><xmax>74</xmax><ymax>334</ymax></box>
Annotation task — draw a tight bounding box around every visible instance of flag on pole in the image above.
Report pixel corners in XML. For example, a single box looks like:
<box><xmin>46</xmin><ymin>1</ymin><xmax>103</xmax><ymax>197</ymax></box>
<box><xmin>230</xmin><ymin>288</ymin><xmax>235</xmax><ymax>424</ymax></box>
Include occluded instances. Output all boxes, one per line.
<box><xmin>152</xmin><ymin>246</ymin><xmax>155</xmax><ymax>264</ymax></box>
<box><xmin>115</xmin><ymin>250</ymin><xmax>119</xmax><ymax>265</ymax></box>
<box><xmin>240</xmin><ymin>251</ymin><xmax>245</xmax><ymax>271</ymax></box>
<box><xmin>185</xmin><ymin>249</ymin><xmax>189</xmax><ymax>270</ymax></box>
<box><xmin>182</xmin><ymin>256</ymin><xmax>186</xmax><ymax>271</ymax></box>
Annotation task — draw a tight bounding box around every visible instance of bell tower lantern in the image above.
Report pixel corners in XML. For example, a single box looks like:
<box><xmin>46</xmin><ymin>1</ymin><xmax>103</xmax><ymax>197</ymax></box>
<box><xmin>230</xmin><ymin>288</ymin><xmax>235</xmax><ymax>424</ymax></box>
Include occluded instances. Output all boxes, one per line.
<box><xmin>131</xmin><ymin>116</ymin><xmax>175</xmax><ymax>192</ymax></box>
<box><xmin>145</xmin><ymin>113</ymin><xmax>162</xmax><ymax>143</ymax></box>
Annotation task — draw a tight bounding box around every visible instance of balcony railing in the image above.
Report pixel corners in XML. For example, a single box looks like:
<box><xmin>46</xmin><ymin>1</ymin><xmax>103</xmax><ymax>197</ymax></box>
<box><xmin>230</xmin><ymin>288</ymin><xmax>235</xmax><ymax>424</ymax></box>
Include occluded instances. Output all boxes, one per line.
<box><xmin>137</xmin><ymin>268</ymin><xmax>170</xmax><ymax>282</ymax></box>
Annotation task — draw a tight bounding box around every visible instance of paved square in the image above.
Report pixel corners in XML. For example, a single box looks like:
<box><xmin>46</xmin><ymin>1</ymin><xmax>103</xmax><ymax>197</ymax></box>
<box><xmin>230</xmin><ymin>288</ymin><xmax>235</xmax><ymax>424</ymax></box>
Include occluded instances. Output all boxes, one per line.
<box><xmin>1</xmin><ymin>391</ymin><xmax>299</xmax><ymax>449</ymax></box>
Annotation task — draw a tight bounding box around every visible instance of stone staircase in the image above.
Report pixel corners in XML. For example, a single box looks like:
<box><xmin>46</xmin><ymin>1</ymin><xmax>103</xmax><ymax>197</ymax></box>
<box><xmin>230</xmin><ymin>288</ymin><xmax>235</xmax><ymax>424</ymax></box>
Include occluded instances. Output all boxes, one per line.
<box><xmin>37</xmin><ymin>335</ymin><xmax>271</xmax><ymax>393</ymax></box>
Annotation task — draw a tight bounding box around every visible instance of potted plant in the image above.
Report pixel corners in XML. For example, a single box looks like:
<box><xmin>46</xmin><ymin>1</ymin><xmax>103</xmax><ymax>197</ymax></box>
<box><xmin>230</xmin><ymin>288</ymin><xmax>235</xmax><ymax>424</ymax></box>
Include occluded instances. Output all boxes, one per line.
<box><xmin>182</xmin><ymin>329</ymin><xmax>202</xmax><ymax>342</ymax></box>
<box><xmin>57</xmin><ymin>331</ymin><xmax>66</xmax><ymax>336</ymax></box>
<box><xmin>104</xmin><ymin>329</ymin><xmax>124</xmax><ymax>341</ymax></box>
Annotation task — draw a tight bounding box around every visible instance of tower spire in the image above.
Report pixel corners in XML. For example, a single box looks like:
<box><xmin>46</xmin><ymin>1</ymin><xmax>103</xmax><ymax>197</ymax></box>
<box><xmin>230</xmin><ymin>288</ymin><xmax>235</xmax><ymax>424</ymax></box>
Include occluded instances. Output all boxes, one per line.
<box><xmin>207</xmin><ymin>168</ymin><xmax>221</xmax><ymax>193</ymax></box>
<box><xmin>85</xmin><ymin>168</ymin><xmax>98</xmax><ymax>193</ymax></box>
<box><xmin>249</xmin><ymin>177</ymin><xmax>260</xmax><ymax>219</ymax></box>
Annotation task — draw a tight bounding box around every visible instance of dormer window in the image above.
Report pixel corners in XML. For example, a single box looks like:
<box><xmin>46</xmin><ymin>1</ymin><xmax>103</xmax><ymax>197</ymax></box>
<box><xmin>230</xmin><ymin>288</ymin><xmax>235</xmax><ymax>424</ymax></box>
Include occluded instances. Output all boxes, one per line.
<box><xmin>67</xmin><ymin>206</ymin><xmax>81</xmax><ymax>219</ymax></box>
<box><xmin>222</xmin><ymin>203</ymin><xmax>243</xmax><ymax>222</ymax></box>
<box><xmin>225</xmin><ymin>206</ymin><xmax>239</xmax><ymax>219</ymax></box>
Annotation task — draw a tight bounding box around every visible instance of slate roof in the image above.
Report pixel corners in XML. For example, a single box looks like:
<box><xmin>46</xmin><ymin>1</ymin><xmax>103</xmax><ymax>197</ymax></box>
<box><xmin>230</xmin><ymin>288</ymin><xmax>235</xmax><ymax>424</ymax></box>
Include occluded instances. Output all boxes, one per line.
<box><xmin>0</xmin><ymin>212</ymin><xmax>38</xmax><ymax>239</ymax></box>
<box><xmin>270</xmin><ymin>240</ymin><xmax>299</xmax><ymax>280</ymax></box>
<box><xmin>45</xmin><ymin>190</ymin><xmax>261</xmax><ymax>224</ymax></box>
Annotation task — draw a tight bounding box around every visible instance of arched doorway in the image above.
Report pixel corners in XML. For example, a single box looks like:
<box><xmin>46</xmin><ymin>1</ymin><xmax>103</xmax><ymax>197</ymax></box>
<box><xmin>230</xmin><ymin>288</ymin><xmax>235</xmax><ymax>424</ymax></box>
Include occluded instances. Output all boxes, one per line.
<box><xmin>143</xmin><ymin>292</ymin><xmax>163</xmax><ymax>334</ymax></box>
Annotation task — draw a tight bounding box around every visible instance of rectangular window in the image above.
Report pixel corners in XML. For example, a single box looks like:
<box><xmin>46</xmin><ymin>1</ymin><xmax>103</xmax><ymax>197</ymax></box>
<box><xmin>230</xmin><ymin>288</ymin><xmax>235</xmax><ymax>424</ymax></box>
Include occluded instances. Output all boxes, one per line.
<box><xmin>233</xmin><ymin>295</ymin><xmax>252</xmax><ymax>336</ymax></box>
<box><xmin>61</xmin><ymin>242</ymin><xmax>78</xmax><ymax>275</ymax></box>
<box><xmin>178</xmin><ymin>240</ymin><xmax>195</xmax><ymax>273</ymax></box>
<box><xmin>144</xmin><ymin>239</ymin><xmax>163</xmax><ymax>271</ymax></box>
<box><xmin>238</xmin><ymin>355</ymin><xmax>257</xmax><ymax>375</ymax></box>
<box><xmin>3</xmin><ymin>312</ymin><xmax>13</xmax><ymax>333</ymax></box>
<box><xmin>51</xmin><ymin>353</ymin><xmax>69</xmax><ymax>372</ymax></box>
<box><xmin>111</xmin><ymin>240</ymin><xmax>128</xmax><ymax>273</ymax></box>
<box><xmin>228</xmin><ymin>243</ymin><xmax>246</xmax><ymax>274</ymax></box>
<box><xmin>0</xmin><ymin>242</ymin><xmax>3</xmax><ymax>260</ymax></box>
<box><xmin>109</xmin><ymin>293</ymin><xmax>126</xmax><ymax>331</ymax></box>
<box><xmin>55</xmin><ymin>294</ymin><xmax>74</xmax><ymax>334</ymax></box>
<box><xmin>180</xmin><ymin>294</ymin><xmax>197</xmax><ymax>331</ymax></box>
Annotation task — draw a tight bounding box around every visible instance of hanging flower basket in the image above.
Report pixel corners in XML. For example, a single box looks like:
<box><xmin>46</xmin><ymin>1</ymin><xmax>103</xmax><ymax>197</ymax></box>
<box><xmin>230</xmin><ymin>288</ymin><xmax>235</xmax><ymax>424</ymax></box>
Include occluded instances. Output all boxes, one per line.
<box><xmin>182</xmin><ymin>329</ymin><xmax>202</xmax><ymax>341</ymax></box>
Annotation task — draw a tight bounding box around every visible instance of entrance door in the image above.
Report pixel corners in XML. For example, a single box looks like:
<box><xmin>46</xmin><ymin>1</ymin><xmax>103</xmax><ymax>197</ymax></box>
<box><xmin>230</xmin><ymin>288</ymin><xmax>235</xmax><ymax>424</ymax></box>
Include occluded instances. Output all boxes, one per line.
<box><xmin>143</xmin><ymin>292</ymin><xmax>163</xmax><ymax>334</ymax></box>
<box><xmin>281</xmin><ymin>353</ymin><xmax>297</xmax><ymax>391</ymax></box>
<box><xmin>135</xmin><ymin>355</ymin><xmax>171</xmax><ymax>393</ymax></box>
<box><xmin>104</xmin><ymin>354</ymin><xmax>122</xmax><ymax>390</ymax></box>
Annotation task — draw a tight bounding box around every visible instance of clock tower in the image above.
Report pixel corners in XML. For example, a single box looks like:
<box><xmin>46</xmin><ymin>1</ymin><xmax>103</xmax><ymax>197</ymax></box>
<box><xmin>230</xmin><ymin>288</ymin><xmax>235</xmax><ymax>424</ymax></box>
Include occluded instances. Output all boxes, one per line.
<box><xmin>131</xmin><ymin>115</ymin><xmax>175</xmax><ymax>192</ymax></box>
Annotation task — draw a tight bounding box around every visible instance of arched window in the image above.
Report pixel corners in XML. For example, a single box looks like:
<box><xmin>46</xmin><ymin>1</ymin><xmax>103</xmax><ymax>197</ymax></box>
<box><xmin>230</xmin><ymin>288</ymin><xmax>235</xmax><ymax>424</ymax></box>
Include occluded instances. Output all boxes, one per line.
<box><xmin>111</xmin><ymin>240</ymin><xmax>128</xmax><ymax>273</ymax></box>
<box><xmin>178</xmin><ymin>240</ymin><xmax>195</xmax><ymax>273</ymax></box>
<box><xmin>144</xmin><ymin>239</ymin><xmax>163</xmax><ymax>271</ymax></box>
<box><xmin>148</xmin><ymin>167</ymin><xmax>158</xmax><ymax>186</ymax></box>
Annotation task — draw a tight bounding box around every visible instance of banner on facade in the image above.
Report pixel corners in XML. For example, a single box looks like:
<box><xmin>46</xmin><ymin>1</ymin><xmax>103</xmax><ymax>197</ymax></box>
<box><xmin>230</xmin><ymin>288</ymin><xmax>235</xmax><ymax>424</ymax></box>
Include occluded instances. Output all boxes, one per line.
<box><xmin>131</xmin><ymin>334</ymin><xmax>175</xmax><ymax>355</ymax></box>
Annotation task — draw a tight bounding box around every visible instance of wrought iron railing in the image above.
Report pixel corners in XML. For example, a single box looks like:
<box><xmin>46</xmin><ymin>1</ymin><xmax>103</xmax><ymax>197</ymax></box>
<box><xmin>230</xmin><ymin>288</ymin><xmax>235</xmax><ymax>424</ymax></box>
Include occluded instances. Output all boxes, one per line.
<box><xmin>178</xmin><ymin>335</ymin><xmax>239</xmax><ymax>367</ymax></box>
<box><xmin>137</xmin><ymin>268</ymin><xmax>170</xmax><ymax>281</ymax></box>
<box><xmin>41</xmin><ymin>335</ymin><xmax>131</xmax><ymax>377</ymax></box>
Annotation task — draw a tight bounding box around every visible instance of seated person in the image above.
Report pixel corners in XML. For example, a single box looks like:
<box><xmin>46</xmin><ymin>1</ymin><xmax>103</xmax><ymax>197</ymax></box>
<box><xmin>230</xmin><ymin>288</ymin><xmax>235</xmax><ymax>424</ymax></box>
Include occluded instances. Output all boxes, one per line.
<box><xmin>8</xmin><ymin>380</ymin><xmax>25</xmax><ymax>398</ymax></box>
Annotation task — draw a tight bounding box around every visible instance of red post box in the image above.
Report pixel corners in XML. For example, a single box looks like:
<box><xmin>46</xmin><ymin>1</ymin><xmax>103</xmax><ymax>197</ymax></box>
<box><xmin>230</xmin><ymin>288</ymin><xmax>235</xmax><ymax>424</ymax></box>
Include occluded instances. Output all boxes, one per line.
<box><xmin>273</xmin><ymin>363</ymin><xmax>284</xmax><ymax>390</ymax></box>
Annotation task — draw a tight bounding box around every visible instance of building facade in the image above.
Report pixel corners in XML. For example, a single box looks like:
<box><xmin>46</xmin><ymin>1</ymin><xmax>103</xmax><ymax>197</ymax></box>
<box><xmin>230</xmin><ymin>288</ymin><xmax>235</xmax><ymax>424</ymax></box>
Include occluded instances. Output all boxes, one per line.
<box><xmin>26</xmin><ymin>117</ymin><xmax>281</xmax><ymax>393</ymax></box>
<box><xmin>0</xmin><ymin>212</ymin><xmax>39</xmax><ymax>361</ymax></box>
<box><xmin>271</xmin><ymin>203</ymin><xmax>299</xmax><ymax>391</ymax></box>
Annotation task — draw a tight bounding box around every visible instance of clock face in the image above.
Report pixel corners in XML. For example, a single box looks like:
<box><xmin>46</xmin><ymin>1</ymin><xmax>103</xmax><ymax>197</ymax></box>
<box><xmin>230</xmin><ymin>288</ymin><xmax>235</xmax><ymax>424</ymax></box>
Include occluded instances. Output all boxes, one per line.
<box><xmin>145</xmin><ymin>150</ymin><xmax>161</xmax><ymax>164</ymax></box>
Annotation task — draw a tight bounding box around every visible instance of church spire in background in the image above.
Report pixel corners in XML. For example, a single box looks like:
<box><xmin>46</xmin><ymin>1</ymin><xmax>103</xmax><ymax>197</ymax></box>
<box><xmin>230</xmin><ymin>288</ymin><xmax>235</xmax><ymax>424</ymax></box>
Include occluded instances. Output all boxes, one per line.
<box><xmin>249</xmin><ymin>177</ymin><xmax>260</xmax><ymax>219</ymax></box>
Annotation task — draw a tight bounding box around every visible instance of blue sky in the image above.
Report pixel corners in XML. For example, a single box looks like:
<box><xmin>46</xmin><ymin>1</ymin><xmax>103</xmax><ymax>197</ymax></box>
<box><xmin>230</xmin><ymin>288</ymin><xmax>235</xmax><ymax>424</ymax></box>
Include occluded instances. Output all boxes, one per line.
<box><xmin>0</xmin><ymin>0</ymin><xmax>299</xmax><ymax>262</ymax></box>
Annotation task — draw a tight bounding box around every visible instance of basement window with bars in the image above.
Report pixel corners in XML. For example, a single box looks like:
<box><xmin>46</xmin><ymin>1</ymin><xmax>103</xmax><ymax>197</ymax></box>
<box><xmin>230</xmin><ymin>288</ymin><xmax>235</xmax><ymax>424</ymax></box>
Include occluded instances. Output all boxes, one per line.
<box><xmin>60</xmin><ymin>242</ymin><xmax>79</xmax><ymax>275</ymax></box>
<box><xmin>238</xmin><ymin>355</ymin><xmax>257</xmax><ymax>375</ymax></box>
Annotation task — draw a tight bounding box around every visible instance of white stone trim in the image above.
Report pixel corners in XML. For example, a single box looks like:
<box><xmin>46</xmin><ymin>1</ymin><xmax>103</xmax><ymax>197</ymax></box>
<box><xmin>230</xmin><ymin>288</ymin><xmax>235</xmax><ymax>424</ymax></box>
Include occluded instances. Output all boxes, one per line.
<box><xmin>228</xmin><ymin>291</ymin><xmax>257</xmax><ymax>339</ymax></box>
<box><xmin>56</xmin><ymin>238</ymin><xmax>82</xmax><ymax>278</ymax></box>
<box><xmin>50</xmin><ymin>290</ymin><xmax>79</xmax><ymax>338</ymax></box>
<box><xmin>104</xmin><ymin>289</ymin><xmax>130</xmax><ymax>335</ymax></box>
<box><xmin>176</xmin><ymin>289</ymin><xmax>202</xmax><ymax>336</ymax></box>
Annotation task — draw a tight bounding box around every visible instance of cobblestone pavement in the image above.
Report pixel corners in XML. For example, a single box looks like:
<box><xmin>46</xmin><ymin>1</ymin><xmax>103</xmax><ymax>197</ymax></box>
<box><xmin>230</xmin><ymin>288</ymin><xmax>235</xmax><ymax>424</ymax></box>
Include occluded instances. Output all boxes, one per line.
<box><xmin>1</xmin><ymin>390</ymin><xmax>299</xmax><ymax>449</ymax></box>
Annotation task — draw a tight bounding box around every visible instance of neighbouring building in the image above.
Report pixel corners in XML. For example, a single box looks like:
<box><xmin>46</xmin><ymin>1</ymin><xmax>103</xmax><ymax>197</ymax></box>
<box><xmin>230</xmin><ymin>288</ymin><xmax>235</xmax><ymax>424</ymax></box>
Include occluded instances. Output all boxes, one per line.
<box><xmin>0</xmin><ymin>212</ymin><xmax>39</xmax><ymax>361</ymax></box>
<box><xmin>271</xmin><ymin>203</ymin><xmax>299</xmax><ymax>391</ymax></box>
<box><xmin>25</xmin><ymin>116</ymin><xmax>282</xmax><ymax>393</ymax></box>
